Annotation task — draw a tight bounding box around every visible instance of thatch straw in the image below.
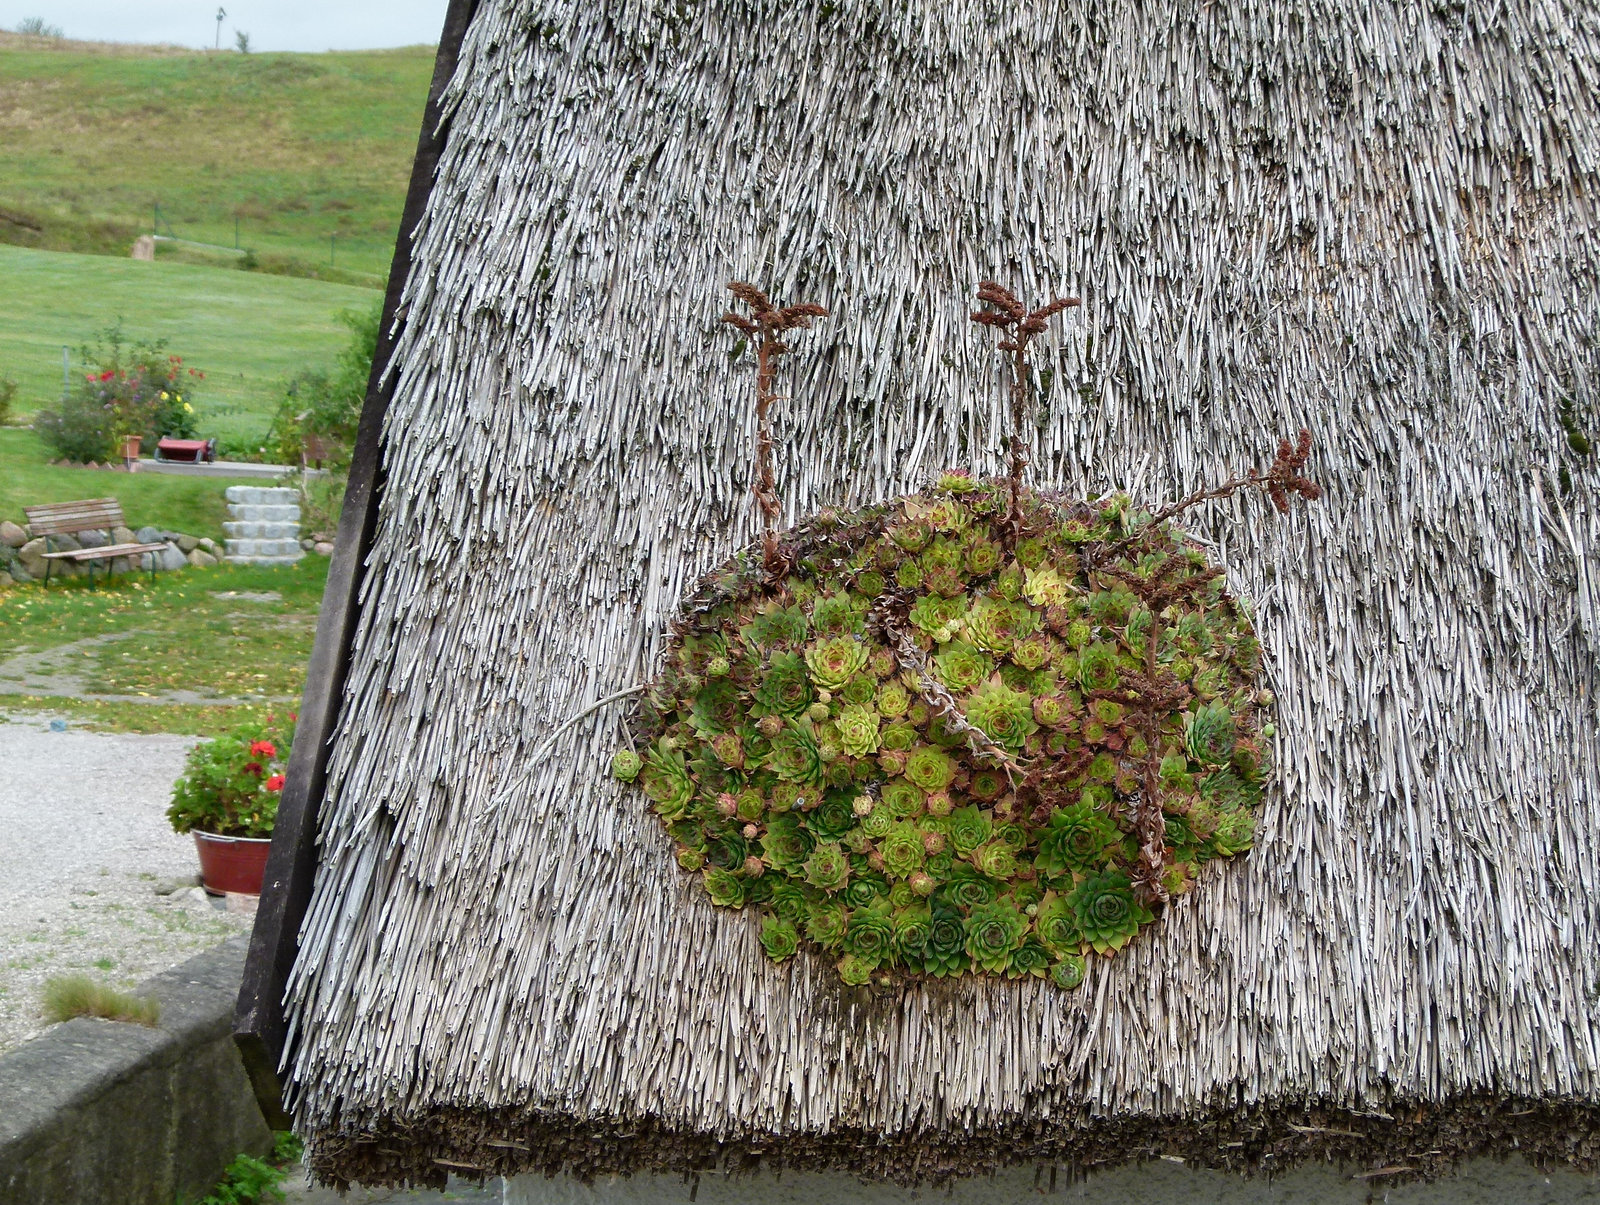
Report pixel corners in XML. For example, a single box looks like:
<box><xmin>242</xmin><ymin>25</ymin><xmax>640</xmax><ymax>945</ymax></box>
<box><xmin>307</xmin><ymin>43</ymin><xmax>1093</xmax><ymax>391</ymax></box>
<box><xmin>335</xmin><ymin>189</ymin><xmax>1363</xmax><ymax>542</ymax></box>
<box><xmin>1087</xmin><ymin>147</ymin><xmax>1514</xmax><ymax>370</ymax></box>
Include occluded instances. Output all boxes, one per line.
<box><xmin>281</xmin><ymin>0</ymin><xmax>1600</xmax><ymax>1187</ymax></box>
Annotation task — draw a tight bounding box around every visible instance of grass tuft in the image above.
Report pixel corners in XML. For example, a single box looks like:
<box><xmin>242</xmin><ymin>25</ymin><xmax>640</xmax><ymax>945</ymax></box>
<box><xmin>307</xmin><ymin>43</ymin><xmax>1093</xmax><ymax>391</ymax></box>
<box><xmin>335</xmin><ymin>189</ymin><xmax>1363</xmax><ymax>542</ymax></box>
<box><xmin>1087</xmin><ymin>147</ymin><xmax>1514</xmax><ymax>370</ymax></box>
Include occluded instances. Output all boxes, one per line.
<box><xmin>43</xmin><ymin>974</ymin><xmax>161</xmax><ymax>1026</ymax></box>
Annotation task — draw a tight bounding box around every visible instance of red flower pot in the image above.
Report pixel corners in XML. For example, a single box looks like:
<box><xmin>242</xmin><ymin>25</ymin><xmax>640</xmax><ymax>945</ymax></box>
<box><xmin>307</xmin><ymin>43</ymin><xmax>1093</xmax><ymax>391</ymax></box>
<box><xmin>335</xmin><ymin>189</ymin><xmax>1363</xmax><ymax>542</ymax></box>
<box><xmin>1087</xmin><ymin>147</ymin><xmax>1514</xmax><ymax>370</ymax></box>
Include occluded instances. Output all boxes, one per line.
<box><xmin>193</xmin><ymin>831</ymin><xmax>272</xmax><ymax>895</ymax></box>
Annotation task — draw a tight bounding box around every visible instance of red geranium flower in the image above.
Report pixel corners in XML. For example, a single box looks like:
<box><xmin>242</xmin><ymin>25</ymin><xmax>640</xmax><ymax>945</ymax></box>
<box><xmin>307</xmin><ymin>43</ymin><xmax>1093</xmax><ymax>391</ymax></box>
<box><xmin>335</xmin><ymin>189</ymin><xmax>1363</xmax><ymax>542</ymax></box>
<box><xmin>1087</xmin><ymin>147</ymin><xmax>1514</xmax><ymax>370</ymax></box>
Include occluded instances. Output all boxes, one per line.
<box><xmin>243</xmin><ymin>761</ymin><xmax>264</xmax><ymax>777</ymax></box>
<box><xmin>249</xmin><ymin>740</ymin><xmax>276</xmax><ymax>758</ymax></box>
<box><xmin>265</xmin><ymin>774</ymin><xmax>285</xmax><ymax>792</ymax></box>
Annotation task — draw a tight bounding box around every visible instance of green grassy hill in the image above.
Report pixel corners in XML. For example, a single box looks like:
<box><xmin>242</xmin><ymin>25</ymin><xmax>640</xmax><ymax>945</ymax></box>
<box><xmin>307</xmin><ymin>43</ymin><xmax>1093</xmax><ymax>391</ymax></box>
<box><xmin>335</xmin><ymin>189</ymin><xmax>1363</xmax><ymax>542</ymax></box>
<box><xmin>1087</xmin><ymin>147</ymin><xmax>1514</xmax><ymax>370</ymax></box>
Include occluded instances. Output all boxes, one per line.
<box><xmin>0</xmin><ymin>32</ymin><xmax>431</xmax><ymax>284</ymax></box>
<box><xmin>0</xmin><ymin>244</ymin><xmax>379</xmax><ymax>448</ymax></box>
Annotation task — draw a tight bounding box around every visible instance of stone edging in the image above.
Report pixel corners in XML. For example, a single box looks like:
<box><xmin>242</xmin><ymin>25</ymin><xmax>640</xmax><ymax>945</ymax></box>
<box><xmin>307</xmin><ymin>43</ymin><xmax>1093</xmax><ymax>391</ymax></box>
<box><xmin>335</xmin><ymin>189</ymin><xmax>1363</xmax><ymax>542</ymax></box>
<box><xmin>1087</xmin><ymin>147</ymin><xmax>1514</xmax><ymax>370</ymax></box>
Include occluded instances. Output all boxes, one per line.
<box><xmin>0</xmin><ymin>518</ymin><xmax>218</xmax><ymax>585</ymax></box>
<box><xmin>0</xmin><ymin>936</ymin><xmax>273</xmax><ymax>1204</ymax></box>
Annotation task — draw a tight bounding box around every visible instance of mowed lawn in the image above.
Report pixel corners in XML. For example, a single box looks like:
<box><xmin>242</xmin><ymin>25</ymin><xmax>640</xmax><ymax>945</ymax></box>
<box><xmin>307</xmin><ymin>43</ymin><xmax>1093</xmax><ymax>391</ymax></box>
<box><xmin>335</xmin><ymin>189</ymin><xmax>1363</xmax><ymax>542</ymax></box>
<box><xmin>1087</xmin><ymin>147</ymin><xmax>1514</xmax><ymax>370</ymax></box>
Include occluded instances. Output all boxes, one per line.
<box><xmin>0</xmin><ymin>35</ymin><xmax>431</xmax><ymax>281</ymax></box>
<box><xmin>0</xmin><ymin>244</ymin><xmax>379</xmax><ymax>449</ymax></box>
<box><xmin>0</xmin><ymin>555</ymin><xmax>329</xmax><ymax>736</ymax></box>
<box><xmin>0</xmin><ymin>428</ymin><xmax>232</xmax><ymax>538</ymax></box>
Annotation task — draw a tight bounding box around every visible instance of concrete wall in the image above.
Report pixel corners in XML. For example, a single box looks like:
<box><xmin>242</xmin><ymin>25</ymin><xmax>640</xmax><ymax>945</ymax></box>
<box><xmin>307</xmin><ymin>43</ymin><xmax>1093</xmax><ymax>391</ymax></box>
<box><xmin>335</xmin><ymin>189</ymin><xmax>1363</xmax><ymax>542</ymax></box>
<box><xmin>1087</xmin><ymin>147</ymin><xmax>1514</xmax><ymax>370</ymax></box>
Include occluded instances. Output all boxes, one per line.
<box><xmin>504</xmin><ymin>1158</ymin><xmax>1600</xmax><ymax>1204</ymax></box>
<box><xmin>0</xmin><ymin>938</ymin><xmax>273</xmax><ymax>1205</ymax></box>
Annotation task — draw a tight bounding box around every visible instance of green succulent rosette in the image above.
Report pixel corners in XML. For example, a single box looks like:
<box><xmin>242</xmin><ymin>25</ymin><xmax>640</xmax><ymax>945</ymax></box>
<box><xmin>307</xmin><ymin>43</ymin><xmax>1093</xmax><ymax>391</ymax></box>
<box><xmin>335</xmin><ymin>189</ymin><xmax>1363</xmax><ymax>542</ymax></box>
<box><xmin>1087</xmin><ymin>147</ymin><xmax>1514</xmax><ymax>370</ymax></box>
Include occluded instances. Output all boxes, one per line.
<box><xmin>625</xmin><ymin>478</ymin><xmax>1273</xmax><ymax>986</ymax></box>
<box><xmin>803</xmin><ymin>841</ymin><xmax>850</xmax><ymax>893</ymax></box>
<box><xmin>760</xmin><ymin>814</ymin><xmax>814</xmax><ymax>874</ymax></box>
<box><xmin>837</xmin><ymin>954</ymin><xmax>877</xmax><ymax>986</ymax></box>
<box><xmin>754</xmin><ymin>652</ymin><xmax>812</xmax><ymax>716</ymax></box>
<box><xmin>879</xmin><ymin>822</ymin><xmax>926</xmax><ymax>880</ymax></box>
<box><xmin>1068</xmin><ymin>870</ymin><xmax>1154</xmax><ymax>955</ymax></box>
<box><xmin>1050</xmin><ymin>953</ymin><xmax>1088</xmax><ymax>989</ymax></box>
<box><xmin>703</xmin><ymin>867</ymin><xmax>745</xmax><ymax>908</ymax></box>
<box><xmin>805</xmin><ymin>900</ymin><xmax>849</xmax><ymax>949</ymax></box>
<box><xmin>965</xmin><ymin>678</ymin><xmax>1039</xmax><ymax>749</ymax></box>
<box><xmin>639</xmin><ymin>747</ymin><xmax>694</xmax><ymax>818</ymax></box>
<box><xmin>964</xmin><ymin>896</ymin><xmax>1028</xmax><ymax>973</ymax></box>
<box><xmin>946</xmin><ymin>805</ymin><xmax>992</xmax><ymax>856</ymax></box>
<box><xmin>806</xmin><ymin>636</ymin><xmax>869</xmax><ymax>692</ymax></box>
<box><xmin>835</xmin><ymin>703</ymin><xmax>881</xmax><ymax>756</ymax></box>
<box><xmin>843</xmin><ymin>904</ymin><xmax>896</xmax><ymax>967</ymax></box>
<box><xmin>1186</xmin><ymin>702</ymin><xmax>1237</xmax><ymax>766</ymax></box>
<box><xmin>933</xmin><ymin>641</ymin><xmax>991</xmax><ymax>693</ymax></box>
<box><xmin>759</xmin><ymin>917</ymin><xmax>800</xmax><ymax>961</ymax></box>
<box><xmin>1034</xmin><ymin>800</ymin><xmax>1119</xmax><ymax>875</ymax></box>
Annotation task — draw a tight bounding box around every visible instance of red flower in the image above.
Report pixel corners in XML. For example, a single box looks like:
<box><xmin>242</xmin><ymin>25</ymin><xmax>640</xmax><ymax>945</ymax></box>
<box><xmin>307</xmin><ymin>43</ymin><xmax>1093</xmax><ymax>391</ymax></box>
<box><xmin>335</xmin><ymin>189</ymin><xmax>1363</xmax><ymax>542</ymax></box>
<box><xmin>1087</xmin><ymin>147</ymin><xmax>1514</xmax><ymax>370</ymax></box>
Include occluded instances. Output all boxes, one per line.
<box><xmin>243</xmin><ymin>761</ymin><xmax>264</xmax><ymax>777</ymax></box>
<box><xmin>265</xmin><ymin>774</ymin><xmax>285</xmax><ymax>792</ymax></box>
<box><xmin>99</xmin><ymin>370</ymin><xmax>114</xmax><ymax>381</ymax></box>
<box><xmin>249</xmin><ymin>740</ymin><xmax>277</xmax><ymax>758</ymax></box>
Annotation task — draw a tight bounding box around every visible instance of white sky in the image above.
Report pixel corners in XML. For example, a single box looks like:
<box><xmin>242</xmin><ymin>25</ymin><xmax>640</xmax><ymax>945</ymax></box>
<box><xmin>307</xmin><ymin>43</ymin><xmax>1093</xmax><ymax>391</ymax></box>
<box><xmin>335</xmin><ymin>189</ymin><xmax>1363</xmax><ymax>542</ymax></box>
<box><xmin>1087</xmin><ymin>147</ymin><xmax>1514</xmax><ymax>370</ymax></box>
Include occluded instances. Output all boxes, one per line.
<box><xmin>0</xmin><ymin>2</ymin><xmax>448</xmax><ymax>52</ymax></box>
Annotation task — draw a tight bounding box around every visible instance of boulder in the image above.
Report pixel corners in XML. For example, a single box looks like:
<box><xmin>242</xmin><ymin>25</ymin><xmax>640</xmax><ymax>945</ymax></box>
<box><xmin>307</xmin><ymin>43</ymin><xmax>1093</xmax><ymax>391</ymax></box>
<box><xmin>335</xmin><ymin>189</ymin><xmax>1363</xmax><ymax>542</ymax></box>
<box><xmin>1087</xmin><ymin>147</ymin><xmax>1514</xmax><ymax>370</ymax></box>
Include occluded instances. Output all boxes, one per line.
<box><xmin>135</xmin><ymin>526</ymin><xmax>163</xmax><ymax>545</ymax></box>
<box><xmin>314</xmin><ymin>542</ymin><xmax>335</xmax><ymax>557</ymax></box>
<box><xmin>113</xmin><ymin>525</ymin><xmax>136</xmax><ymax>546</ymax></box>
<box><xmin>50</xmin><ymin>533</ymin><xmax>82</xmax><ymax>553</ymax></box>
<box><xmin>8</xmin><ymin>562</ymin><xmax>31</xmax><ymax>584</ymax></box>
<box><xmin>197</xmin><ymin>536</ymin><xmax>218</xmax><ymax>554</ymax></box>
<box><xmin>0</xmin><ymin>520</ymin><xmax>25</xmax><ymax>548</ymax></box>
<box><xmin>177</xmin><ymin>534</ymin><xmax>200</xmax><ymax>553</ymax></box>
<box><xmin>158</xmin><ymin>543</ymin><xmax>188</xmax><ymax>573</ymax></box>
<box><xmin>17</xmin><ymin>538</ymin><xmax>47</xmax><ymax>577</ymax></box>
<box><xmin>0</xmin><ymin>542</ymin><xmax>14</xmax><ymax>567</ymax></box>
<box><xmin>110</xmin><ymin>556</ymin><xmax>134</xmax><ymax>575</ymax></box>
<box><xmin>188</xmin><ymin>549</ymin><xmax>218</xmax><ymax>568</ymax></box>
<box><xmin>77</xmin><ymin>528</ymin><xmax>109</xmax><ymax>549</ymax></box>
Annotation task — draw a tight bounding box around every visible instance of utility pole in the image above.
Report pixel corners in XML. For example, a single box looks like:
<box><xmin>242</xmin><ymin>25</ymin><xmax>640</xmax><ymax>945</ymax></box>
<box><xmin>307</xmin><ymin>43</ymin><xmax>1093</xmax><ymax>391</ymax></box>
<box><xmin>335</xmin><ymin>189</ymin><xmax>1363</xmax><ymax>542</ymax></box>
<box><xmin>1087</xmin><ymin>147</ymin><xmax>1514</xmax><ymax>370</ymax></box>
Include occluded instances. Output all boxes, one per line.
<box><xmin>215</xmin><ymin>8</ymin><xmax>226</xmax><ymax>50</ymax></box>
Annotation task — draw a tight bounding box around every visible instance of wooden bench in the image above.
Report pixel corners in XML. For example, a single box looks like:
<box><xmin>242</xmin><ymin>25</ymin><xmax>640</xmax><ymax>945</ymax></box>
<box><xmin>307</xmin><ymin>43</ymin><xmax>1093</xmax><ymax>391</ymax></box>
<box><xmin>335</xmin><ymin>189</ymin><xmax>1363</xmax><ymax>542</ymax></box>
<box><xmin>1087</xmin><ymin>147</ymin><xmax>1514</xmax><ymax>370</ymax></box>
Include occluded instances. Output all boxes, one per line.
<box><xmin>21</xmin><ymin>499</ymin><xmax>171</xmax><ymax>587</ymax></box>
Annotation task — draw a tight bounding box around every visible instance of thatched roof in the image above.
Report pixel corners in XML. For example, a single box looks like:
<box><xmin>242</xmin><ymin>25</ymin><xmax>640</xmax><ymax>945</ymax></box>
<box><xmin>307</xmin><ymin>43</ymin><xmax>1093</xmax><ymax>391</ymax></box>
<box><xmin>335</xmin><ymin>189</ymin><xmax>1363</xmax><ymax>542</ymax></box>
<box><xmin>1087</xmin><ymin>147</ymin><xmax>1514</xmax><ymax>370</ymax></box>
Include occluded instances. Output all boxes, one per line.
<box><xmin>252</xmin><ymin>0</ymin><xmax>1600</xmax><ymax>1188</ymax></box>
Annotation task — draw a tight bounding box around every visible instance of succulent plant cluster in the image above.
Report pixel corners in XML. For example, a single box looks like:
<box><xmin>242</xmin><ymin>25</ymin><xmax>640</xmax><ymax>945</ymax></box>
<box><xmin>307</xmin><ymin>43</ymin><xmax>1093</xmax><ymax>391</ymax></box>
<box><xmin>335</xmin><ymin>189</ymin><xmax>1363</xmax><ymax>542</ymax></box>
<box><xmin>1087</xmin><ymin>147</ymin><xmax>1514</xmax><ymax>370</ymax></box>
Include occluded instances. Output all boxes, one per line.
<box><xmin>615</xmin><ymin>474</ymin><xmax>1274</xmax><ymax>988</ymax></box>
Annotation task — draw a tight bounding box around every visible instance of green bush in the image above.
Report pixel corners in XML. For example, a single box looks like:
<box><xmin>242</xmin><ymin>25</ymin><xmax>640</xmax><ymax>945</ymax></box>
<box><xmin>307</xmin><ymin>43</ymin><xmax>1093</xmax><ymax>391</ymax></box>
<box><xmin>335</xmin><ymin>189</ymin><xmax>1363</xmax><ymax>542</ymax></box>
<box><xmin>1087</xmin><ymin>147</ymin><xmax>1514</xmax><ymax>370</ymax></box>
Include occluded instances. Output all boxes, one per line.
<box><xmin>194</xmin><ymin>1153</ymin><xmax>286</xmax><ymax>1205</ymax></box>
<box><xmin>167</xmin><ymin>715</ymin><xmax>296</xmax><ymax>838</ymax></box>
<box><xmin>262</xmin><ymin>302</ymin><xmax>378</xmax><ymax>465</ymax></box>
<box><xmin>0</xmin><ymin>378</ymin><xmax>16</xmax><ymax>427</ymax></box>
<box><xmin>33</xmin><ymin>392</ymin><xmax>117</xmax><ymax>462</ymax></box>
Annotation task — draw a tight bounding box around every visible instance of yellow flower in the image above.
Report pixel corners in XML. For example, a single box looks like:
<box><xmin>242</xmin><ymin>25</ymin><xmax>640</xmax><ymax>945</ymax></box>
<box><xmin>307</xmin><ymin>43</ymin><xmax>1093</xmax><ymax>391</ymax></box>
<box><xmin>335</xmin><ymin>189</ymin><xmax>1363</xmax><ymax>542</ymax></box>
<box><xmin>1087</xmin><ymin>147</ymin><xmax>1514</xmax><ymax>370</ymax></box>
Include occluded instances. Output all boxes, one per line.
<box><xmin>183</xmin><ymin>402</ymin><xmax>193</xmax><ymax>412</ymax></box>
<box><xmin>160</xmin><ymin>391</ymin><xmax>169</xmax><ymax>400</ymax></box>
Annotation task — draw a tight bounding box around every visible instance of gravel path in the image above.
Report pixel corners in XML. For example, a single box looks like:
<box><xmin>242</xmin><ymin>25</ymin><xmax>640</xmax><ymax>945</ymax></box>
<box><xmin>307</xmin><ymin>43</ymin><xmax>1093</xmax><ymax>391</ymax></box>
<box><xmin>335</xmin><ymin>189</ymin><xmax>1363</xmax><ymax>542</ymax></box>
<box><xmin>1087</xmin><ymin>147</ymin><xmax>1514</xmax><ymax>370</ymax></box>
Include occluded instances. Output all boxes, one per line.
<box><xmin>0</xmin><ymin>711</ymin><xmax>251</xmax><ymax>1052</ymax></box>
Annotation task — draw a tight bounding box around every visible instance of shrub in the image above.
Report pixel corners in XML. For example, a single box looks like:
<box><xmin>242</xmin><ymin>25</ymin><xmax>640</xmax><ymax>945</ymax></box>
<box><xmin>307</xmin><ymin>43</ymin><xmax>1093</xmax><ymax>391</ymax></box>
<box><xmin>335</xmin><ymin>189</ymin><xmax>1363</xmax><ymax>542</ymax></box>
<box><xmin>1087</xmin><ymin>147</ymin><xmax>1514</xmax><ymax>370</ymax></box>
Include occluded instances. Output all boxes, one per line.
<box><xmin>168</xmin><ymin>715</ymin><xmax>295</xmax><ymax>838</ymax></box>
<box><xmin>263</xmin><ymin>303</ymin><xmax>378</xmax><ymax>465</ymax></box>
<box><xmin>34</xmin><ymin>326</ymin><xmax>203</xmax><ymax>461</ymax></box>
<box><xmin>0</xmin><ymin>377</ymin><xmax>16</xmax><ymax>427</ymax></box>
<box><xmin>43</xmin><ymin>975</ymin><xmax>160</xmax><ymax>1026</ymax></box>
<box><xmin>33</xmin><ymin>392</ymin><xmax>117</xmax><ymax>462</ymax></box>
<box><xmin>195</xmin><ymin>1153</ymin><xmax>286</xmax><ymax>1205</ymax></box>
<box><xmin>14</xmin><ymin>17</ymin><xmax>64</xmax><ymax>37</ymax></box>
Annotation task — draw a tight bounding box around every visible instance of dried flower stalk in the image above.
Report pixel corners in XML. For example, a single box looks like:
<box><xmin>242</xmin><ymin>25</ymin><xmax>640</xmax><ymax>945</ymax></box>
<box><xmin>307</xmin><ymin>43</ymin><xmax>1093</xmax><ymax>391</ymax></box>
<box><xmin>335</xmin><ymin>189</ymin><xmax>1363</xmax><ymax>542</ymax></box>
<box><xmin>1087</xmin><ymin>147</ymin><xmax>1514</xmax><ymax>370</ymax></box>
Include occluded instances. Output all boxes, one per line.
<box><xmin>970</xmin><ymin>281</ymin><xmax>1080</xmax><ymax>542</ymax></box>
<box><xmin>721</xmin><ymin>282</ymin><xmax>829</xmax><ymax>579</ymax></box>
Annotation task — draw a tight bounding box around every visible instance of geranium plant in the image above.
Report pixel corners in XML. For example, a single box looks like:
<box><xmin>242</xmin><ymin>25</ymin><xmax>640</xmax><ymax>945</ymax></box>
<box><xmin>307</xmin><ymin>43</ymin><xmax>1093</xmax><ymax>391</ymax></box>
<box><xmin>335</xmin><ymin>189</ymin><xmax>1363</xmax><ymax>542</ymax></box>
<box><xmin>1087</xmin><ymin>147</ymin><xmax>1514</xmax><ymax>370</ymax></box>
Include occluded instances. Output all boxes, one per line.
<box><xmin>167</xmin><ymin>716</ymin><xmax>295</xmax><ymax>838</ymax></box>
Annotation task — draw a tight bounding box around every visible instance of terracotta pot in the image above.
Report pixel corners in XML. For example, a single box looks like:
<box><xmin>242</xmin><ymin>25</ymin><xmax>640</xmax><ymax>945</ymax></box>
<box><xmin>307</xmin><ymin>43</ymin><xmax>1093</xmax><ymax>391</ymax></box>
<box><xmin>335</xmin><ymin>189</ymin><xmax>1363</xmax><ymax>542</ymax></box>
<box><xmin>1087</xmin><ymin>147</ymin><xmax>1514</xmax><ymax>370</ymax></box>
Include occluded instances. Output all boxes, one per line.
<box><xmin>192</xmin><ymin>831</ymin><xmax>272</xmax><ymax>895</ymax></box>
<box><xmin>121</xmin><ymin>435</ymin><xmax>141</xmax><ymax>458</ymax></box>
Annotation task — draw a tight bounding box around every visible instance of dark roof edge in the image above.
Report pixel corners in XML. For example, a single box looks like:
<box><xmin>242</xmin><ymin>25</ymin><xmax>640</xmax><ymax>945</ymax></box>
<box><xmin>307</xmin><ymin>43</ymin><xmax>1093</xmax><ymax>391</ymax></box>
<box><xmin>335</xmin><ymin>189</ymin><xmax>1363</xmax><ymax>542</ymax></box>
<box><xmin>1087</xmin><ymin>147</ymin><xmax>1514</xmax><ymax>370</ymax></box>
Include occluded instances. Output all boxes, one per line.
<box><xmin>232</xmin><ymin>0</ymin><xmax>483</xmax><ymax>1128</ymax></box>
<box><xmin>307</xmin><ymin>1094</ymin><xmax>1600</xmax><ymax>1192</ymax></box>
